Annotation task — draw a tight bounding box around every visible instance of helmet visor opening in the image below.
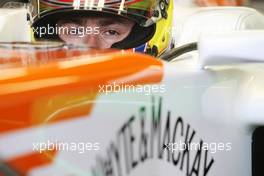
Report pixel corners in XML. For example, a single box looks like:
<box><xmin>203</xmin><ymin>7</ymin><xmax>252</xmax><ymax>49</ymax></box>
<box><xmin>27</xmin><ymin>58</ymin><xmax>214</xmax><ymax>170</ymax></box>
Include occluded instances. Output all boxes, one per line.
<box><xmin>32</xmin><ymin>8</ymin><xmax>156</xmax><ymax>49</ymax></box>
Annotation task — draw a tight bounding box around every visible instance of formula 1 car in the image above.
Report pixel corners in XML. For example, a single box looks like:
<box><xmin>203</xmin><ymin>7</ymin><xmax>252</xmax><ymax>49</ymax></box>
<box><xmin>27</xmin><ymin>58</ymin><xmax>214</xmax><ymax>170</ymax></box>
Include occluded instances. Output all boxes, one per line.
<box><xmin>1</xmin><ymin>3</ymin><xmax>264</xmax><ymax>176</ymax></box>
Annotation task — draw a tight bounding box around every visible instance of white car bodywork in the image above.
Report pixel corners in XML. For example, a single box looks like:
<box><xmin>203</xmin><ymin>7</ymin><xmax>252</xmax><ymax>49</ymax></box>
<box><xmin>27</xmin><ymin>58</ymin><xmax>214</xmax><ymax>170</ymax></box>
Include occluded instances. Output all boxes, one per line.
<box><xmin>12</xmin><ymin>32</ymin><xmax>262</xmax><ymax>175</ymax></box>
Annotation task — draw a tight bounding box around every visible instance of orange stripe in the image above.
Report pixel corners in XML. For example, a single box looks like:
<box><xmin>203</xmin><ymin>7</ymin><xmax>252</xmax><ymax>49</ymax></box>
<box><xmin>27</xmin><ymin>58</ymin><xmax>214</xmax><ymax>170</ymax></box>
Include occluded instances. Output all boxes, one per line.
<box><xmin>196</xmin><ymin>0</ymin><xmax>243</xmax><ymax>6</ymax></box>
<box><xmin>6</xmin><ymin>150</ymin><xmax>57</xmax><ymax>175</ymax></box>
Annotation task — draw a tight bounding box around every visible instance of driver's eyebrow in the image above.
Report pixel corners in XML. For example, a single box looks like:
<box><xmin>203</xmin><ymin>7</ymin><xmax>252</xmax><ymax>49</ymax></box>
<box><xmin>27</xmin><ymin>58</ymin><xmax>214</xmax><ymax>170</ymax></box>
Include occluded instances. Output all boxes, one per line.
<box><xmin>97</xmin><ymin>18</ymin><xmax>132</xmax><ymax>26</ymax></box>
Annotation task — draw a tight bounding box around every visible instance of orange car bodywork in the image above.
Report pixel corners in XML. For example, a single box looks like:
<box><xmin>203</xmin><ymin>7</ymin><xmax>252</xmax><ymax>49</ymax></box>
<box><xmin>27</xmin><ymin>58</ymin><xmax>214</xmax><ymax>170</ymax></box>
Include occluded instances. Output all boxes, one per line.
<box><xmin>0</xmin><ymin>48</ymin><xmax>163</xmax><ymax>175</ymax></box>
<box><xmin>196</xmin><ymin>0</ymin><xmax>246</xmax><ymax>6</ymax></box>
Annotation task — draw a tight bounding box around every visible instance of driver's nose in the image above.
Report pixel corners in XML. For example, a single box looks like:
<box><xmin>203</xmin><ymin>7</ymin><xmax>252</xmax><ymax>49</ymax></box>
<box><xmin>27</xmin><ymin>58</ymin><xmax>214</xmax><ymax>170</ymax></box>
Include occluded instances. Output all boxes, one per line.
<box><xmin>82</xmin><ymin>34</ymin><xmax>100</xmax><ymax>49</ymax></box>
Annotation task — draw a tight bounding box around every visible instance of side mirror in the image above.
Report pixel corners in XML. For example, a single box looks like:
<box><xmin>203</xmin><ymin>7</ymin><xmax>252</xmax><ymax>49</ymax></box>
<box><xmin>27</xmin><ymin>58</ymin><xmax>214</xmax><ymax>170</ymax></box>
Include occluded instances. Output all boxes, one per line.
<box><xmin>199</xmin><ymin>31</ymin><xmax>264</xmax><ymax>68</ymax></box>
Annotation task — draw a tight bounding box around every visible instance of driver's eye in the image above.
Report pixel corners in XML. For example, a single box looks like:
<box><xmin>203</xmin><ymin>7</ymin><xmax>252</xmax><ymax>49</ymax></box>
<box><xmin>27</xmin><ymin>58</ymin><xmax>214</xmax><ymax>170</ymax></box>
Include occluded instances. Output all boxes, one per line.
<box><xmin>104</xmin><ymin>30</ymin><xmax>119</xmax><ymax>36</ymax></box>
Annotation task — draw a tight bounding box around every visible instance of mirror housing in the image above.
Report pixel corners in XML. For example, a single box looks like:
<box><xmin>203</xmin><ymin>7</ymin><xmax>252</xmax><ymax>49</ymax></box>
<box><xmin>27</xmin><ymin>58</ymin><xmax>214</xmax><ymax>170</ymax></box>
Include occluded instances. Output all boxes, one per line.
<box><xmin>199</xmin><ymin>31</ymin><xmax>264</xmax><ymax>68</ymax></box>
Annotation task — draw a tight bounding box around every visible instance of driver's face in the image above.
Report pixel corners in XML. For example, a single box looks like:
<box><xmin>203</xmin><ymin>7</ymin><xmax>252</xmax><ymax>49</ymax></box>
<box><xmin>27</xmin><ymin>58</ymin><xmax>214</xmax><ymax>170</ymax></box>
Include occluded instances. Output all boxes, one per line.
<box><xmin>57</xmin><ymin>17</ymin><xmax>135</xmax><ymax>49</ymax></box>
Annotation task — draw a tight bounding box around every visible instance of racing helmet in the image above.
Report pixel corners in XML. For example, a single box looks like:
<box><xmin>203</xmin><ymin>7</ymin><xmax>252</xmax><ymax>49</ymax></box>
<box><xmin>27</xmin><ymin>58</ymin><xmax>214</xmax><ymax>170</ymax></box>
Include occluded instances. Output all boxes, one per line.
<box><xmin>31</xmin><ymin>0</ymin><xmax>174</xmax><ymax>56</ymax></box>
